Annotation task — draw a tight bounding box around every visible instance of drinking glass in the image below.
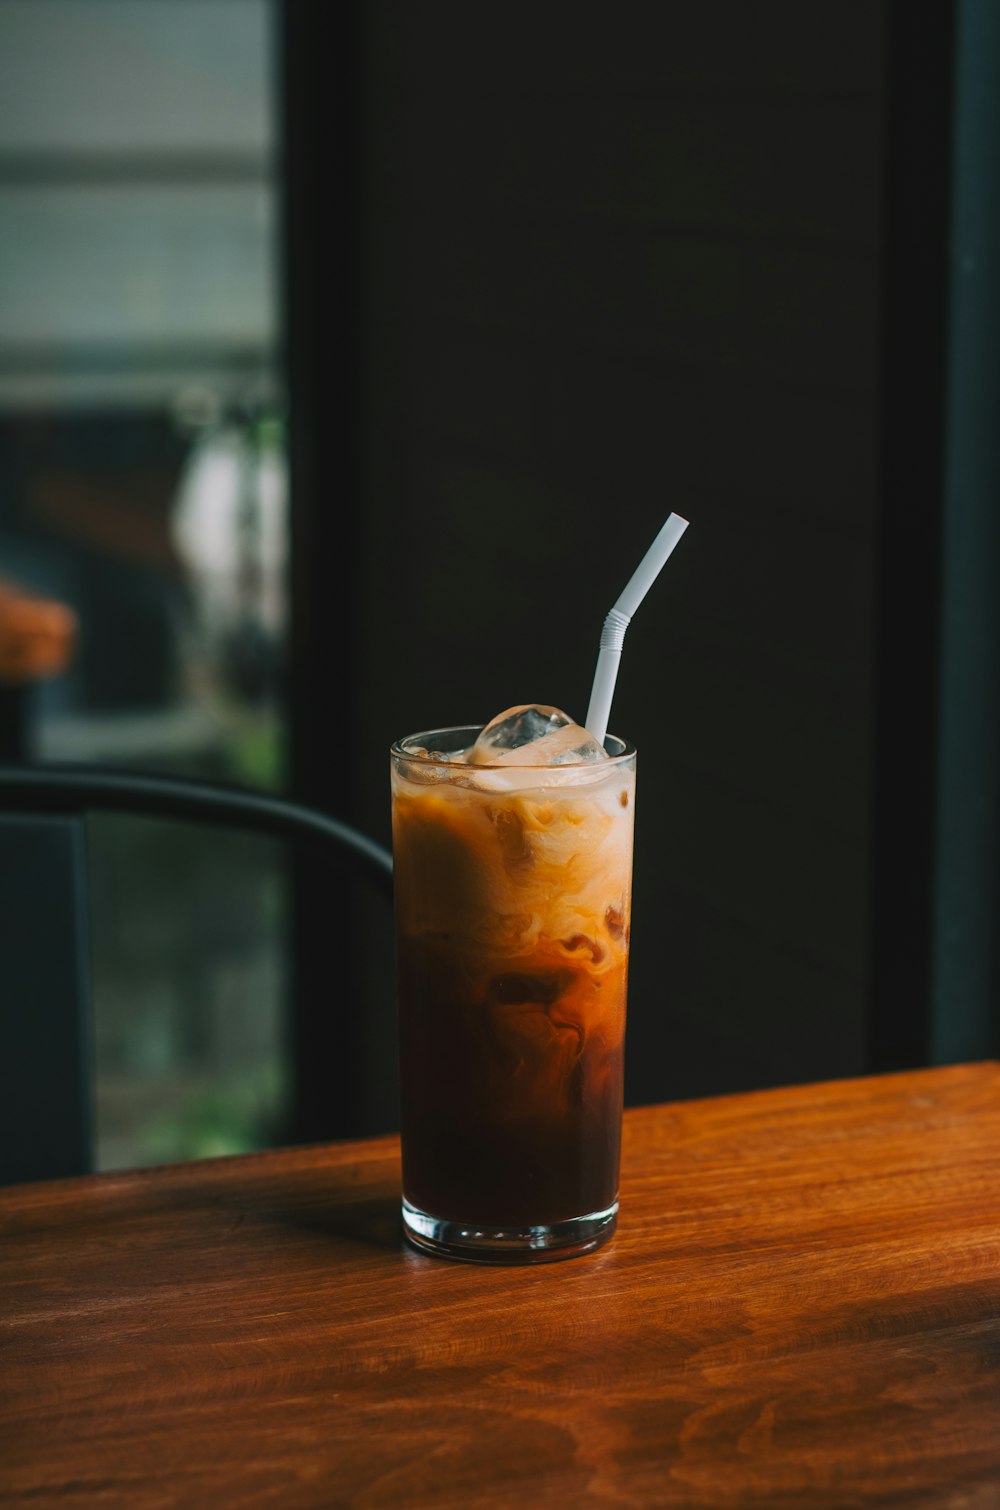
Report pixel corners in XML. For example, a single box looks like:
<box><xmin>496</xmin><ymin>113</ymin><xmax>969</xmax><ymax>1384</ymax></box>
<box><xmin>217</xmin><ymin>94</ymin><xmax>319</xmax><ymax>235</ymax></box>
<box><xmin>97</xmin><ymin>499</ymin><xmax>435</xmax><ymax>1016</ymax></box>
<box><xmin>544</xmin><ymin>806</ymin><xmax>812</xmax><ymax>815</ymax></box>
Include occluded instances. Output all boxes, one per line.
<box><xmin>391</xmin><ymin>725</ymin><xmax>635</xmax><ymax>1262</ymax></box>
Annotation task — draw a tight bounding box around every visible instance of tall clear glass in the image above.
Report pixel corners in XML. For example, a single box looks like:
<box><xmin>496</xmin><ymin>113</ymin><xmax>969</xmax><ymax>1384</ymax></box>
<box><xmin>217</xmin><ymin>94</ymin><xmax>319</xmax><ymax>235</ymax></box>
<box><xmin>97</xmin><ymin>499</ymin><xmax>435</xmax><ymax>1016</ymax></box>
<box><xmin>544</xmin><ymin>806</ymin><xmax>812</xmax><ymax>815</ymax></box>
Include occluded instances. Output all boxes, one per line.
<box><xmin>391</xmin><ymin>725</ymin><xmax>636</xmax><ymax>1263</ymax></box>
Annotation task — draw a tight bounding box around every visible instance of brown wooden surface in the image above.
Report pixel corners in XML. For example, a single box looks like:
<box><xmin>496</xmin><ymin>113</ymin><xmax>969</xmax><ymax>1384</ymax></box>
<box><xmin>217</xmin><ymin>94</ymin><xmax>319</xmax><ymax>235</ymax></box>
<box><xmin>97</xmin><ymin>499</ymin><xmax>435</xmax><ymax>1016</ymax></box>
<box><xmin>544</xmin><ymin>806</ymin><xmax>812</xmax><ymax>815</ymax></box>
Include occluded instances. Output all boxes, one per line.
<box><xmin>2</xmin><ymin>1063</ymin><xmax>999</xmax><ymax>1508</ymax></box>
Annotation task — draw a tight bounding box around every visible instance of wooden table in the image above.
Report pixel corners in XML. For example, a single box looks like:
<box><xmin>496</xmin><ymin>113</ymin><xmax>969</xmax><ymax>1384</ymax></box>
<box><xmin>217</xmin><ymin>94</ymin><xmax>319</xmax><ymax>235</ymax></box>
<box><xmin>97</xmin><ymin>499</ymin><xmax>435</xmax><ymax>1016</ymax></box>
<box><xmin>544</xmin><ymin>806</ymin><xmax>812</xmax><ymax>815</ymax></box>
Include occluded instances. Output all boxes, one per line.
<box><xmin>2</xmin><ymin>1063</ymin><xmax>999</xmax><ymax>1507</ymax></box>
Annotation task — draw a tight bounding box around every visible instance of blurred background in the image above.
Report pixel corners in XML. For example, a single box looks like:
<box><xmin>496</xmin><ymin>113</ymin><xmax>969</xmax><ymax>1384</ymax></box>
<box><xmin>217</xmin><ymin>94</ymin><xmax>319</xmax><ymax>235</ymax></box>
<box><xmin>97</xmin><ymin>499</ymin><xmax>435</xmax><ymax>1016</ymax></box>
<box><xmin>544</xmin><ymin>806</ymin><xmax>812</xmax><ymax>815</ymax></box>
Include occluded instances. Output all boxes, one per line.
<box><xmin>1</xmin><ymin>1</ymin><xmax>996</xmax><ymax>1171</ymax></box>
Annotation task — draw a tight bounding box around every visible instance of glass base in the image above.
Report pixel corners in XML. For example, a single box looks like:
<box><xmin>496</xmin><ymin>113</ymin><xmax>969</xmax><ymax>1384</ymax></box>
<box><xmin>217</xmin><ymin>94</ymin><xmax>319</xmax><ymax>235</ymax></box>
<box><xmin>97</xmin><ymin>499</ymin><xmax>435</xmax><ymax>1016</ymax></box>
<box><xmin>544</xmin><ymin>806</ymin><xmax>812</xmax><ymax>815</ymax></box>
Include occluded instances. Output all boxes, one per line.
<box><xmin>401</xmin><ymin>1198</ymin><xmax>618</xmax><ymax>1264</ymax></box>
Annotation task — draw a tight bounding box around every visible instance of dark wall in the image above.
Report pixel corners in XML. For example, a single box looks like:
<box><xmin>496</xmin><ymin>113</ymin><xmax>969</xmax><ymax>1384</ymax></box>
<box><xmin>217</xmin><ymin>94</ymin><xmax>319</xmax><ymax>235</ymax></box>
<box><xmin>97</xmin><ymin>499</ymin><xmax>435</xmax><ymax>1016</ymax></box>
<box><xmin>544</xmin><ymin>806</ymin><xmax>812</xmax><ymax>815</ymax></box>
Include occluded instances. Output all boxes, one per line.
<box><xmin>288</xmin><ymin>2</ymin><xmax>887</xmax><ymax>1130</ymax></box>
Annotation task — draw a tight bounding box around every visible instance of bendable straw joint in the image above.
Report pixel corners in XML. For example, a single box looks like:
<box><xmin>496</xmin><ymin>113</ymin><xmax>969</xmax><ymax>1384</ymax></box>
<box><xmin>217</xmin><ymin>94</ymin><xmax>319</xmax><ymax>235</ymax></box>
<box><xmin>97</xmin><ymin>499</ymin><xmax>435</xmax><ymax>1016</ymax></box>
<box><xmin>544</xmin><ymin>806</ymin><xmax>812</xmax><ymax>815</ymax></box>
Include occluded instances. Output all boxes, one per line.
<box><xmin>584</xmin><ymin>512</ymin><xmax>689</xmax><ymax>744</ymax></box>
<box><xmin>599</xmin><ymin>608</ymin><xmax>631</xmax><ymax>652</ymax></box>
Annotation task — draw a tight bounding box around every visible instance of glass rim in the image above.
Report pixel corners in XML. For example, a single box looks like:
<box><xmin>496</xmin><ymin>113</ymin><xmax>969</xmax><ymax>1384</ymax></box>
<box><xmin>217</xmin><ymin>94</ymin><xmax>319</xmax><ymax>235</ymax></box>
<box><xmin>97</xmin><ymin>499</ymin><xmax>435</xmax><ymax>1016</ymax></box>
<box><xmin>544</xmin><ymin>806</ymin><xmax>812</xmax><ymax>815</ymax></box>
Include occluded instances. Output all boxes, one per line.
<box><xmin>391</xmin><ymin>723</ymin><xmax>636</xmax><ymax>770</ymax></box>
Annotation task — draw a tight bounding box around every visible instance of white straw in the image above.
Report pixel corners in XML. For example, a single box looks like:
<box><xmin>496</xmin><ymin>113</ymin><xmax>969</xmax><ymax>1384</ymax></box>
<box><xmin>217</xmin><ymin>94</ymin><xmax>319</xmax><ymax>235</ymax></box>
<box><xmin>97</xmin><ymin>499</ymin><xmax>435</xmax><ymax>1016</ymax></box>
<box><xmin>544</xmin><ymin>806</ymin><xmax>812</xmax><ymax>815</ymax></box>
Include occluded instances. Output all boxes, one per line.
<box><xmin>585</xmin><ymin>513</ymin><xmax>689</xmax><ymax>746</ymax></box>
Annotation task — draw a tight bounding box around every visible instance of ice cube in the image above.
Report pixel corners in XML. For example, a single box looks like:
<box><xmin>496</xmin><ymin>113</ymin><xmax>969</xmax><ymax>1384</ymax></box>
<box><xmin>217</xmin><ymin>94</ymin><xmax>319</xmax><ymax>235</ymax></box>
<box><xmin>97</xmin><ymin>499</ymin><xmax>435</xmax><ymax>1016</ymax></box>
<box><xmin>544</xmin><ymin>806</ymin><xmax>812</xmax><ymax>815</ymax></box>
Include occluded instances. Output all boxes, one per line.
<box><xmin>468</xmin><ymin>704</ymin><xmax>609</xmax><ymax>767</ymax></box>
<box><xmin>471</xmin><ymin>705</ymin><xmax>571</xmax><ymax>756</ymax></box>
<box><xmin>517</xmin><ymin>722</ymin><xmax>609</xmax><ymax>766</ymax></box>
<box><xmin>398</xmin><ymin>742</ymin><xmax>473</xmax><ymax>784</ymax></box>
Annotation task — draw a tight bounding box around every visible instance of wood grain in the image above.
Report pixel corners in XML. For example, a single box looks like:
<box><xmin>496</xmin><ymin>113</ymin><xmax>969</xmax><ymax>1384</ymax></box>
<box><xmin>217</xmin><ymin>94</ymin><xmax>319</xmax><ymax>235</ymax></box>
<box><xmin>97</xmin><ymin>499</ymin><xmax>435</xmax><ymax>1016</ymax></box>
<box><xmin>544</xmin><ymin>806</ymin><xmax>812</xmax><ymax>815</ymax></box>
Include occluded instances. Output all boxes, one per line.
<box><xmin>2</xmin><ymin>1063</ymin><xmax>999</xmax><ymax>1507</ymax></box>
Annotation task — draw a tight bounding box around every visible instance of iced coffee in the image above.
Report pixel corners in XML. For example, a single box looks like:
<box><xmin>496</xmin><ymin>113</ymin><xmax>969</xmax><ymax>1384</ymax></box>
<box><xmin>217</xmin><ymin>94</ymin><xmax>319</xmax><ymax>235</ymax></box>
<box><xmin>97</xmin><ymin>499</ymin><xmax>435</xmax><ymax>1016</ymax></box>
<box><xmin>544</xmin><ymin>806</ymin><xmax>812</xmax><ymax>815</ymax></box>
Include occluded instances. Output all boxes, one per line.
<box><xmin>391</xmin><ymin>705</ymin><xmax>635</xmax><ymax>1262</ymax></box>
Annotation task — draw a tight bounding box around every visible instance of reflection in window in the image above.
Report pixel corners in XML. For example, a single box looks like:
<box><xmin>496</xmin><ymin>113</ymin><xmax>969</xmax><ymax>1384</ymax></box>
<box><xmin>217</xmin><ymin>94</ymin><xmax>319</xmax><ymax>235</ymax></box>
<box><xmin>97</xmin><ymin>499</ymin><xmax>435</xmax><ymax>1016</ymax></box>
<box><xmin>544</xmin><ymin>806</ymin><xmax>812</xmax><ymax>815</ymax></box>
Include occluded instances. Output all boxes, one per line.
<box><xmin>0</xmin><ymin>0</ymin><xmax>290</xmax><ymax>1169</ymax></box>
